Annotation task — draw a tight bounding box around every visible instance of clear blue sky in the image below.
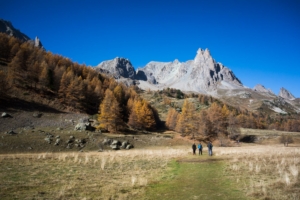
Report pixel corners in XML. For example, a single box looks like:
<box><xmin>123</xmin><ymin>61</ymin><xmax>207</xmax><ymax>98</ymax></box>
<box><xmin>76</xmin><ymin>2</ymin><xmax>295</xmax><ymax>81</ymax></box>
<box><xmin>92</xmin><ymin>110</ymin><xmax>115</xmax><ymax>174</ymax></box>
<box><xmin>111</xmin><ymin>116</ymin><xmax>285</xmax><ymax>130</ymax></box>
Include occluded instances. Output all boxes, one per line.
<box><xmin>1</xmin><ymin>0</ymin><xmax>300</xmax><ymax>97</ymax></box>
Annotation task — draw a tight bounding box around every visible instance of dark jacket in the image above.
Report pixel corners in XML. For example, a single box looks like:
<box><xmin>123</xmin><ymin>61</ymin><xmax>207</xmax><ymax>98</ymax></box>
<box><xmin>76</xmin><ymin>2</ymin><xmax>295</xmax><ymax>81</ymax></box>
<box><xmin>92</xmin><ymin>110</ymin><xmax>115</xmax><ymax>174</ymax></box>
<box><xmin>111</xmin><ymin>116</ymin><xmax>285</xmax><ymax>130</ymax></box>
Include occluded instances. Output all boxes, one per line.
<box><xmin>207</xmin><ymin>143</ymin><xmax>213</xmax><ymax>150</ymax></box>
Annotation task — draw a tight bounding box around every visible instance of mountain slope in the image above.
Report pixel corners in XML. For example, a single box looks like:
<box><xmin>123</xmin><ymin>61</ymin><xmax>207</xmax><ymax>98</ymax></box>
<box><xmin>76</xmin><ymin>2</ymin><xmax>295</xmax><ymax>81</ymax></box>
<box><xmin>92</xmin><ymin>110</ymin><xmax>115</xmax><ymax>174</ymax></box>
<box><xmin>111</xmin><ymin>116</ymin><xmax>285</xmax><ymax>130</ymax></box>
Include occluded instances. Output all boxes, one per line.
<box><xmin>95</xmin><ymin>57</ymin><xmax>136</xmax><ymax>79</ymax></box>
<box><xmin>0</xmin><ymin>18</ymin><xmax>43</xmax><ymax>48</ymax></box>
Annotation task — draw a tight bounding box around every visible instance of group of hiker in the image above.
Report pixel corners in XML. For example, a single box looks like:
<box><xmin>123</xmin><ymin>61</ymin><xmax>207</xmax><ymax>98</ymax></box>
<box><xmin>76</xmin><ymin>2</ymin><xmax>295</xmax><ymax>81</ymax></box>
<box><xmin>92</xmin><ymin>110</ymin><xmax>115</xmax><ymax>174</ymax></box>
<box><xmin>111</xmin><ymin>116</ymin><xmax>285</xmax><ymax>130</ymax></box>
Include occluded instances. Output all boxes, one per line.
<box><xmin>192</xmin><ymin>141</ymin><xmax>213</xmax><ymax>156</ymax></box>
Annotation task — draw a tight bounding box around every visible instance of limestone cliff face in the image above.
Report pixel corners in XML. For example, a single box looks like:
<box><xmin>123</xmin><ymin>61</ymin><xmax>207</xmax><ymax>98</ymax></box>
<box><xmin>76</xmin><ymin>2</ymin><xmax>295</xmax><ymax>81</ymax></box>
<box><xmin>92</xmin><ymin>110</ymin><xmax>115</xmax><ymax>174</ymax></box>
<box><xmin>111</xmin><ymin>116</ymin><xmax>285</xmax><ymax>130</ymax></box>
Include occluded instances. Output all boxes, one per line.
<box><xmin>95</xmin><ymin>57</ymin><xmax>136</xmax><ymax>79</ymax></box>
<box><xmin>136</xmin><ymin>48</ymin><xmax>243</xmax><ymax>93</ymax></box>
<box><xmin>95</xmin><ymin>48</ymin><xmax>243</xmax><ymax>93</ymax></box>
<box><xmin>279</xmin><ymin>87</ymin><xmax>295</xmax><ymax>100</ymax></box>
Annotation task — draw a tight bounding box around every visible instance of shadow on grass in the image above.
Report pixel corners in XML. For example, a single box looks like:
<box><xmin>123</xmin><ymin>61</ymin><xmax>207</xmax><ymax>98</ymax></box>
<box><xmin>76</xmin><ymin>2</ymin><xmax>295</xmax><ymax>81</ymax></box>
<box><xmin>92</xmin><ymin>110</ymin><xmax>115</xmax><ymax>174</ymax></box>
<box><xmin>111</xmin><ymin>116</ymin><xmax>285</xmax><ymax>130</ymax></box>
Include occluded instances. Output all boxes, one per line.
<box><xmin>0</xmin><ymin>96</ymin><xmax>63</xmax><ymax>113</ymax></box>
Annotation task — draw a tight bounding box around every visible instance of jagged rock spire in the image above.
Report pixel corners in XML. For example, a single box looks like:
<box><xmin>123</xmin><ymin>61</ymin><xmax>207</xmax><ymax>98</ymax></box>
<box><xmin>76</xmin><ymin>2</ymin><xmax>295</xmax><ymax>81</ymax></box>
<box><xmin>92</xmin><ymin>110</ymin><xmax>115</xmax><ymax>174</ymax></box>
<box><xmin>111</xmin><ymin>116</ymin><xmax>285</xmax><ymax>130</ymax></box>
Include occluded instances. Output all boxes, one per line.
<box><xmin>279</xmin><ymin>87</ymin><xmax>295</xmax><ymax>100</ymax></box>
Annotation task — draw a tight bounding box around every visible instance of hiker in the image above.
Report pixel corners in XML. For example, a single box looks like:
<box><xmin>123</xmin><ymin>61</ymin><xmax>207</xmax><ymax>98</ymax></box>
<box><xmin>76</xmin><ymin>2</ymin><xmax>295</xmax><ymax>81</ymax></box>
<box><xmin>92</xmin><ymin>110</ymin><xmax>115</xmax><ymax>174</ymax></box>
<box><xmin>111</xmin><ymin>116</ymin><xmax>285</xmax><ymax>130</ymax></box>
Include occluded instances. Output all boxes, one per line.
<box><xmin>207</xmin><ymin>141</ymin><xmax>213</xmax><ymax>156</ymax></box>
<box><xmin>192</xmin><ymin>143</ymin><xmax>197</xmax><ymax>155</ymax></box>
<box><xmin>198</xmin><ymin>143</ymin><xmax>202</xmax><ymax>155</ymax></box>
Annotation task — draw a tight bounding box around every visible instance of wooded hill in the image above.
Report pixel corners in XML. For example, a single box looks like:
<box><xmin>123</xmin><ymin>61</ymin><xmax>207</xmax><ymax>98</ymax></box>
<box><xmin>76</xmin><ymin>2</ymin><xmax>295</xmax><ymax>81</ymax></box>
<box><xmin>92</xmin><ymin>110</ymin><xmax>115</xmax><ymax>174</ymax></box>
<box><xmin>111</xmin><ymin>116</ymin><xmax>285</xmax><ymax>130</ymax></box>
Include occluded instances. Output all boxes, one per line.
<box><xmin>164</xmin><ymin>90</ymin><xmax>300</xmax><ymax>139</ymax></box>
<box><xmin>0</xmin><ymin>33</ymin><xmax>160</xmax><ymax>132</ymax></box>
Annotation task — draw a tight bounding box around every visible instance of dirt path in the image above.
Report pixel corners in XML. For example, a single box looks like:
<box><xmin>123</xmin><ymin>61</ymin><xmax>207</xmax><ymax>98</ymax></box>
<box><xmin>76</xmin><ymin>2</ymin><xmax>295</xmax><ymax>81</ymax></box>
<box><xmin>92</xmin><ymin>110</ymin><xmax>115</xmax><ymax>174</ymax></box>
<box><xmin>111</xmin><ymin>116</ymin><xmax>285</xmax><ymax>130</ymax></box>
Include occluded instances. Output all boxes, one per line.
<box><xmin>145</xmin><ymin>155</ymin><xmax>249</xmax><ymax>200</ymax></box>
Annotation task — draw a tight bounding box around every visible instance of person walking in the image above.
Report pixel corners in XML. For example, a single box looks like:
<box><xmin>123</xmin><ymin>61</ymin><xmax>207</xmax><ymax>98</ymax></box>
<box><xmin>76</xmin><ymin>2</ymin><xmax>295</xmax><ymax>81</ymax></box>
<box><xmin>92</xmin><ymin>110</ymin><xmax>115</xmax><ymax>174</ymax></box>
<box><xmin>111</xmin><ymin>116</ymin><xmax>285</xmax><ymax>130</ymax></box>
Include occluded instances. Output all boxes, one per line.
<box><xmin>207</xmin><ymin>141</ymin><xmax>213</xmax><ymax>156</ymax></box>
<box><xmin>192</xmin><ymin>143</ymin><xmax>197</xmax><ymax>155</ymax></box>
<box><xmin>198</xmin><ymin>143</ymin><xmax>202</xmax><ymax>155</ymax></box>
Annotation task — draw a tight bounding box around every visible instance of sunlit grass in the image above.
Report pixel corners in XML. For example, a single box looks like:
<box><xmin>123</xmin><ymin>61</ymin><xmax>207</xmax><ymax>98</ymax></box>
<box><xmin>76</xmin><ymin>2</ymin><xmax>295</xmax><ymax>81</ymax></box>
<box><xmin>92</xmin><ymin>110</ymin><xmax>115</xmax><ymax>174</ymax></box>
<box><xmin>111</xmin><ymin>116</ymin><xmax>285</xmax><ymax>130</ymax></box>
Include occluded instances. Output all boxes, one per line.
<box><xmin>217</xmin><ymin>145</ymin><xmax>300</xmax><ymax>199</ymax></box>
<box><xmin>0</xmin><ymin>148</ymin><xmax>189</xmax><ymax>199</ymax></box>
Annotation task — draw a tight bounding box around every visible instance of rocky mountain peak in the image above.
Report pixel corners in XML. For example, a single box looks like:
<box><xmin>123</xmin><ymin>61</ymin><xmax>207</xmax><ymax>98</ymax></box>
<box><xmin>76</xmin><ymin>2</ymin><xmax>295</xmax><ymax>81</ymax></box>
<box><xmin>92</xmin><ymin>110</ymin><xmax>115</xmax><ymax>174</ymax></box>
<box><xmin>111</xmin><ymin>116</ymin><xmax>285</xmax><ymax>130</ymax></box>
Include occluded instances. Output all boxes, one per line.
<box><xmin>94</xmin><ymin>48</ymin><xmax>244</xmax><ymax>94</ymax></box>
<box><xmin>279</xmin><ymin>87</ymin><xmax>295</xmax><ymax>100</ymax></box>
<box><xmin>133</xmin><ymin>48</ymin><xmax>243</xmax><ymax>93</ymax></box>
<box><xmin>253</xmin><ymin>84</ymin><xmax>274</xmax><ymax>94</ymax></box>
<box><xmin>95</xmin><ymin>57</ymin><xmax>136</xmax><ymax>79</ymax></box>
<box><xmin>194</xmin><ymin>48</ymin><xmax>213</xmax><ymax>66</ymax></box>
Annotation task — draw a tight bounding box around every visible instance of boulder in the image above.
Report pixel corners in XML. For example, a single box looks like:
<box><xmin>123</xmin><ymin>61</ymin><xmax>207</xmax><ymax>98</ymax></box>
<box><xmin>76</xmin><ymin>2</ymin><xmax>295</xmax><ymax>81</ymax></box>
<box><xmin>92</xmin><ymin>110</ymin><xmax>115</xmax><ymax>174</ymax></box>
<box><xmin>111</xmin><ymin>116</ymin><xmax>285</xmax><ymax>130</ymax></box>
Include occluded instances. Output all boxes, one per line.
<box><xmin>2</xmin><ymin>112</ymin><xmax>11</xmax><ymax>118</ymax></box>
<box><xmin>44</xmin><ymin>137</ymin><xmax>52</xmax><ymax>144</ymax></box>
<box><xmin>66</xmin><ymin>139</ymin><xmax>73</xmax><ymax>144</ymax></box>
<box><xmin>110</xmin><ymin>144</ymin><xmax>119</xmax><ymax>150</ymax></box>
<box><xmin>102</xmin><ymin>138</ymin><xmax>112</xmax><ymax>145</ymax></box>
<box><xmin>33</xmin><ymin>113</ymin><xmax>42</xmax><ymax>118</ymax></box>
<box><xmin>74</xmin><ymin>122</ymin><xmax>94</xmax><ymax>131</ymax></box>
<box><xmin>111</xmin><ymin>140</ymin><xmax>121</xmax><ymax>146</ymax></box>
<box><xmin>121</xmin><ymin>141</ymin><xmax>129</xmax><ymax>149</ymax></box>
<box><xmin>54</xmin><ymin>138</ymin><xmax>61</xmax><ymax>146</ymax></box>
<box><xmin>126</xmin><ymin>144</ymin><xmax>134</xmax><ymax>150</ymax></box>
<box><xmin>74</xmin><ymin>123</ymin><xmax>87</xmax><ymax>131</ymax></box>
<box><xmin>6</xmin><ymin>130</ymin><xmax>16</xmax><ymax>135</ymax></box>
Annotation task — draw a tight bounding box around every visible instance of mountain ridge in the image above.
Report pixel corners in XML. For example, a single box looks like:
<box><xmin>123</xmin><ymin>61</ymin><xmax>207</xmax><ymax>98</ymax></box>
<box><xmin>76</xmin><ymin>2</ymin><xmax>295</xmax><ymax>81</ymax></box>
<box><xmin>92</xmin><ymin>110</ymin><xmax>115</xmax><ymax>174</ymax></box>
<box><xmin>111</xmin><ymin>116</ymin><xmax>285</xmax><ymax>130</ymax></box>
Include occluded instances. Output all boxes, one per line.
<box><xmin>96</xmin><ymin>48</ymin><xmax>244</xmax><ymax>95</ymax></box>
<box><xmin>0</xmin><ymin>18</ymin><xmax>43</xmax><ymax>48</ymax></box>
<box><xmin>95</xmin><ymin>49</ymin><xmax>297</xmax><ymax>100</ymax></box>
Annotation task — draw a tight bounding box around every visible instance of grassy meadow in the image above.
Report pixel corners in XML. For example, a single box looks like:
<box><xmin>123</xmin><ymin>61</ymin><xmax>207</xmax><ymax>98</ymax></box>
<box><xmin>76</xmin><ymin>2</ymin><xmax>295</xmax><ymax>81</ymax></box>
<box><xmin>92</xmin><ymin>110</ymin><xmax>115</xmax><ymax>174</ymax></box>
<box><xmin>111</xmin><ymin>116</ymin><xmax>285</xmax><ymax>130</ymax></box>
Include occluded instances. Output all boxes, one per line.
<box><xmin>1</xmin><ymin>130</ymin><xmax>300</xmax><ymax>199</ymax></box>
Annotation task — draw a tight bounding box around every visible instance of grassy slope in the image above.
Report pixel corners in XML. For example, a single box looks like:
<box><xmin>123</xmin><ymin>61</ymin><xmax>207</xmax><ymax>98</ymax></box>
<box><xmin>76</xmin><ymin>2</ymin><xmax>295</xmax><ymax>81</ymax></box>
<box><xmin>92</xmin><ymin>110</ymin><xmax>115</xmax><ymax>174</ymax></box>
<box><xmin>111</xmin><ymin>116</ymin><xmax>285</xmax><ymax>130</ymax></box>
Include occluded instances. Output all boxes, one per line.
<box><xmin>145</xmin><ymin>154</ymin><xmax>249</xmax><ymax>200</ymax></box>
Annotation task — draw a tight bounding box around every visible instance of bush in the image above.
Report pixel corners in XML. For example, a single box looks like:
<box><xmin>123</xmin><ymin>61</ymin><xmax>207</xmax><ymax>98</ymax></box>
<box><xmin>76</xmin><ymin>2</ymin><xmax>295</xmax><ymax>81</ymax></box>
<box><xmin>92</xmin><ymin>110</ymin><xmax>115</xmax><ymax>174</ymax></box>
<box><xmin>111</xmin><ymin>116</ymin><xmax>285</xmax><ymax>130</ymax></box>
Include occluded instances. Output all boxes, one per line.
<box><xmin>279</xmin><ymin>135</ymin><xmax>293</xmax><ymax>146</ymax></box>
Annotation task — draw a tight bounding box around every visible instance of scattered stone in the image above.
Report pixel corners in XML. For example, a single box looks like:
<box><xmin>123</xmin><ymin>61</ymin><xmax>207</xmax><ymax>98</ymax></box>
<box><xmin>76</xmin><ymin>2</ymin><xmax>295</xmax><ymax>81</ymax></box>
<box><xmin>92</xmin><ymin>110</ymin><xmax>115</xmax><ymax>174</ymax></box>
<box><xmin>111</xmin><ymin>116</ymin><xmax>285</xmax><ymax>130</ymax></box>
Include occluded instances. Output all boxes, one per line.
<box><xmin>102</xmin><ymin>138</ymin><xmax>134</xmax><ymax>150</ymax></box>
<box><xmin>28</xmin><ymin>147</ymin><xmax>32</xmax><ymax>150</ymax></box>
<box><xmin>56</xmin><ymin>127</ymin><xmax>62</xmax><ymax>131</ymax></box>
<box><xmin>56</xmin><ymin>135</ymin><xmax>60</xmax><ymax>138</ymax></box>
<box><xmin>70</xmin><ymin>136</ymin><xmax>75</xmax><ymax>139</ymax></box>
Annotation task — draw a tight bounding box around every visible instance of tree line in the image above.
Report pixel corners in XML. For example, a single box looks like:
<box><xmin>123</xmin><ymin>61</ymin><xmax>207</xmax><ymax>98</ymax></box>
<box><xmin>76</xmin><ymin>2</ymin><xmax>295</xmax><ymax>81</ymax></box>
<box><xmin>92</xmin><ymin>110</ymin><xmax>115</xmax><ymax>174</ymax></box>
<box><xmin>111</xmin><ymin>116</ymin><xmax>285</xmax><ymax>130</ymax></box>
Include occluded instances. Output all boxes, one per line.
<box><xmin>0</xmin><ymin>33</ymin><xmax>161</xmax><ymax>132</ymax></box>
<box><xmin>166</xmin><ymin>98</ymin><xmax>300</xmax><ymax>140</ymax></box>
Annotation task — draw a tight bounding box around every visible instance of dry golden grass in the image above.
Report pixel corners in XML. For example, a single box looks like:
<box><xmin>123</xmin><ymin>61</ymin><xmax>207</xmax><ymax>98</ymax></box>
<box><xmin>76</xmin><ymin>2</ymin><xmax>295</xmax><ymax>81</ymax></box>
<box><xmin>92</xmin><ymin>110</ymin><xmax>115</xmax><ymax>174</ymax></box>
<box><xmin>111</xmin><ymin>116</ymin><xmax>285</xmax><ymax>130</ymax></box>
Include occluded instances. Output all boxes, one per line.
<box><xmin>216</xmin><ymin>145</ymin><xmax>300</xmax><ymax>200</ymax></box>
<box><xmin>0</xmin><ymin>147</ymin><xmax>189</xmax><ymax>200</ymax></box>
<box><xmin>241</xmin><ymin>128</ymin><xmax>300</xmax><ymax>136</ymax></box>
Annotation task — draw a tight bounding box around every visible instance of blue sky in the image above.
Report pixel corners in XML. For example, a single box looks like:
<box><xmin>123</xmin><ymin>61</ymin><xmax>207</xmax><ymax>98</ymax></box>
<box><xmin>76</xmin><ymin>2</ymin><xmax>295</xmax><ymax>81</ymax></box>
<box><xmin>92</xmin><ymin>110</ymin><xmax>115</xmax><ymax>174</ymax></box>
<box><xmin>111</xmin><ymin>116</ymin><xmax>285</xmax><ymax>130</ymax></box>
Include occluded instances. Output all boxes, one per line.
<box><xmin>1</xmin><ymin>0</ymin><xmax>300</xmax><ymax>97</ymax></box>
